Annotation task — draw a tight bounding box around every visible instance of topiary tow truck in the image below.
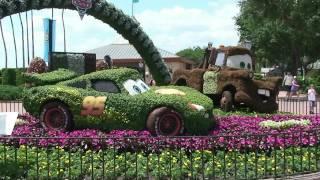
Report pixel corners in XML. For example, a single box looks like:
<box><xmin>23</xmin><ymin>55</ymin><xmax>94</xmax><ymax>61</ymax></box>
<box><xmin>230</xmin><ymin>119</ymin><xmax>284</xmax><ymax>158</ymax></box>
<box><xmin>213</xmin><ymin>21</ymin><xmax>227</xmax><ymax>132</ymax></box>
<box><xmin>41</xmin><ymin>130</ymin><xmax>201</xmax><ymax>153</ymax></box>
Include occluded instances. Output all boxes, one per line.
<box><xmin>172</xmin><ymin>46</ymin><xmax>282</xmax><ymax>113</ymax></box>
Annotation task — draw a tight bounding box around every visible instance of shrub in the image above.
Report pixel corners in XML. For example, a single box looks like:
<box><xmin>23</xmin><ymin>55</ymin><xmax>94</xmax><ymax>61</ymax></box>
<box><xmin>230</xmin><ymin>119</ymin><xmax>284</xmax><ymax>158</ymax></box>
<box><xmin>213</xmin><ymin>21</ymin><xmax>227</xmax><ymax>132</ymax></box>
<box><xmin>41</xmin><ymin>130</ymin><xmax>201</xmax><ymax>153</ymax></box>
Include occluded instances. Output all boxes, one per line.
<box><xmin>1</xmin><ymin>68</ymin><xmax>27</xmax><ymax>86</ymax></box>
<box><xmin>0</xmin><ymin>85</ymin><xmax>23</xmax><ymax>100</ymax></box>
<box><xmin>27</xmin><ymin>57</ymin><xmax>47</xmax><ymax>73</ymax></box>
<box><xmin>23</xmin><ymin>69</ymin><xmax>78</xmax><ymax>86</ymax></box>
<box><xmin>2</xmin><ymin>68</ymin><xmax>17</xmax><ymax>85</ymax></box>
<box><xmin>15</xmin><ymin>68</ymin><xmax>27</xmax><ymax>86</ymax></box>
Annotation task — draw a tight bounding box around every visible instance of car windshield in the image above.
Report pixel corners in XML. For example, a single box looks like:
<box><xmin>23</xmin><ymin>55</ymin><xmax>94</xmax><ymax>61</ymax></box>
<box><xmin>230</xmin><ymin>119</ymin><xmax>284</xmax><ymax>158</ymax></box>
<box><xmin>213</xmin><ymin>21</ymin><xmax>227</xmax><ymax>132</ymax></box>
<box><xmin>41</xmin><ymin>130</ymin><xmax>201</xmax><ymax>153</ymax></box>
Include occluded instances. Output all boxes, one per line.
<box><xmin>123</xmin><ymin>79</ymin><xmax>150</xmax><ymax>95</ymax></box>
<box><xmin>226</xmin><ymin>54</ymin><xmax>253</xmax><ymax>70</ymax></box>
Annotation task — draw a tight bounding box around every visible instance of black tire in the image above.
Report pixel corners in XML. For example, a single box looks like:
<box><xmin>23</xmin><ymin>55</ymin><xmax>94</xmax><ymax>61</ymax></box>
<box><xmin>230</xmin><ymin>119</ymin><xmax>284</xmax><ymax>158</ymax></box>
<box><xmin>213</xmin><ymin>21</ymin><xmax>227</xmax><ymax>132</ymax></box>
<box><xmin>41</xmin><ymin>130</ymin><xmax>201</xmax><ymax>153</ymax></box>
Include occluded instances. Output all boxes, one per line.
<box><xmin>40</xmin><ymin>102</ymin><xmax>73</xmax><ymax>131</ymax></box>
<box><xmin>220</xmin><ymin>91</ymin><xmax>233</xmax><ymax>112</ymax></box>
<box><xmin>146</xmin><ymin>107</ymin><xmax>184</xmax><ymax>136</ymax></box>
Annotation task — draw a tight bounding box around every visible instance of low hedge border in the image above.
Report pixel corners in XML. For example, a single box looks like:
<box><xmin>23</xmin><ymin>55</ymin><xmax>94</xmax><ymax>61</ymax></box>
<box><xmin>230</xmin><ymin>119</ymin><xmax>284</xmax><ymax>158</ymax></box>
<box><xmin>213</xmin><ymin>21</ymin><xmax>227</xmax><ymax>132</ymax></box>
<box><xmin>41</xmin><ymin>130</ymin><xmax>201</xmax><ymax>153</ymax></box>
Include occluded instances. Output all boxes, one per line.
<box><xmin>0</xmin><ymin>85</ymin><xmax>23</xmax><ymax>100</ymax></box>
<box><xmin>1</xmin><ymin>68</ymin><xmax>27</xmax><ymax>86</ymax></box>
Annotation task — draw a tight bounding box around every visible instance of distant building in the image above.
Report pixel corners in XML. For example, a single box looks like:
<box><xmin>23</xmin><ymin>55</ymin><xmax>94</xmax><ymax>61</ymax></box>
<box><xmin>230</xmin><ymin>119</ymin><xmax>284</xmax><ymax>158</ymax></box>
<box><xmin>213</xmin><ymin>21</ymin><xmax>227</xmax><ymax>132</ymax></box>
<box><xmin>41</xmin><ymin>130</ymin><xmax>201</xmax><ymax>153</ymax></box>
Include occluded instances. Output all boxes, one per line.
<box><xmin>86</xmin><ymin>43</ymin><xmax>194</xmax><ymax>79</ymax></box>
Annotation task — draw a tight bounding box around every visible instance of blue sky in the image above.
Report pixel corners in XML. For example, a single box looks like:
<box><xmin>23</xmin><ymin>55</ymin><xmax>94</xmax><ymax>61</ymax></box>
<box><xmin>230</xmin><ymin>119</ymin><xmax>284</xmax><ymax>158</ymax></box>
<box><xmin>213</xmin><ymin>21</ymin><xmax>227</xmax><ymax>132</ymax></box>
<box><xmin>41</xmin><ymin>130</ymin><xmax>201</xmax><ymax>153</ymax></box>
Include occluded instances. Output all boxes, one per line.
<box><xmin>0</xmin><ymin>0</ymin><xmax>240</xmax><ymax>68</ymax></box>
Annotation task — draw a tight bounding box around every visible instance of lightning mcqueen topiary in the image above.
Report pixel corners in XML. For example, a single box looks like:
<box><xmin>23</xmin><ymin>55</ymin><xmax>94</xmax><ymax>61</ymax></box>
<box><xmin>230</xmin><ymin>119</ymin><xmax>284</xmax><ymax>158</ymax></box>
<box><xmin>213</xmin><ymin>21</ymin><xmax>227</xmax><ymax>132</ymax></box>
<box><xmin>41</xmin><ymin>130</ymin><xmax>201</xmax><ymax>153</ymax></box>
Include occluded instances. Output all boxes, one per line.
<box><xmin>23</xmin><ymin>68</ymin><xmax>215</xmax><ymax>136</ymax></box>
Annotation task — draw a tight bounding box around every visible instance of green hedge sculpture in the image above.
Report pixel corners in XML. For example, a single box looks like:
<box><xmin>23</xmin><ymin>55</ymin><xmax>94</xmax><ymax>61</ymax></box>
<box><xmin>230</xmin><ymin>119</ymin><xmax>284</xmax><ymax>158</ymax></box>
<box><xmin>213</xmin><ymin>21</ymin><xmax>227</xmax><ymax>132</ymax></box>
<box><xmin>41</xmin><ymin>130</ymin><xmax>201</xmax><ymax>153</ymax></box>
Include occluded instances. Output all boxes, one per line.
<box><xmin>23</xmin><ymin>69</ymin><xmax>78</xmax><ymax>86</ymax></box>
<box><xmin>23</xmin><ymin>68</ymin><xmax>214</xmax><ymax>135</ymax></box>
<box><xmin>0</xmin><ymin>0</ymin><xmax>171</xmax><ymax>85</ymax></box>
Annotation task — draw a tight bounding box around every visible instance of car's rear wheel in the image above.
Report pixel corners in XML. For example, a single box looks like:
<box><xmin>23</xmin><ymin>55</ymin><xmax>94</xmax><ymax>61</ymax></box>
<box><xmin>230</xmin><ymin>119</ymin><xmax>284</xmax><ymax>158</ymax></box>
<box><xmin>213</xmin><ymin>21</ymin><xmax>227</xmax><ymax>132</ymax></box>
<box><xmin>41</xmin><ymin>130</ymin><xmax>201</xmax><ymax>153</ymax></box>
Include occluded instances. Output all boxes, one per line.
<box><xmin>40</xmin><ymin>102</ymin><xmax>73</xmax><ymax>131</ymax></box>
<box><xmin>220</xmin><ymin>91</ymin><xmax>233</xmax><ymax>112</ymax></box>
<box><xmin>146</xmin><ymin>107</ymin><xmax>184</xmax><ymax>136</ymax></box>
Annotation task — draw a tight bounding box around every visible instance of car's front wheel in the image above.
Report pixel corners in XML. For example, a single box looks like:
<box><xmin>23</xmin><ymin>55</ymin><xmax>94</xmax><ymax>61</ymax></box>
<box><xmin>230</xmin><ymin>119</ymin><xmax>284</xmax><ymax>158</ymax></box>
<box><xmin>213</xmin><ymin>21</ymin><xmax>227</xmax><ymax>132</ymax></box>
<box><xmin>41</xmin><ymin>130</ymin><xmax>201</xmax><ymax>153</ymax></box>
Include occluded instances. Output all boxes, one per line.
<box><xmin>40</xmin><ymin>102</ymin><xmax>73</xmax><ymax>131</ymax></box>
<box><xmin>146</xmin><ymin>107</ymin><xmax>184</xmax><ymax>136</ymax></box>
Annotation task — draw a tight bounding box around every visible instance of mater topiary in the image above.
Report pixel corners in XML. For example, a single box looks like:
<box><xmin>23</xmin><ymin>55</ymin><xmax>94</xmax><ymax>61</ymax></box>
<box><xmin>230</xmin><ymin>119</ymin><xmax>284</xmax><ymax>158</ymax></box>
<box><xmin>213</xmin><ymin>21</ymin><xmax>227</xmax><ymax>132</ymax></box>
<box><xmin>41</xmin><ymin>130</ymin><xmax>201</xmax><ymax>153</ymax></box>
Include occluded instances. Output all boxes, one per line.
<box><xmin>23</xmin><ymin>69</ymin><xmax>78</xmax><ymax>86</ymax></box>
<box><xmin>27</xmin><ymin>57</ymin><xmax>47</xmax><ymax>74</ymax></box>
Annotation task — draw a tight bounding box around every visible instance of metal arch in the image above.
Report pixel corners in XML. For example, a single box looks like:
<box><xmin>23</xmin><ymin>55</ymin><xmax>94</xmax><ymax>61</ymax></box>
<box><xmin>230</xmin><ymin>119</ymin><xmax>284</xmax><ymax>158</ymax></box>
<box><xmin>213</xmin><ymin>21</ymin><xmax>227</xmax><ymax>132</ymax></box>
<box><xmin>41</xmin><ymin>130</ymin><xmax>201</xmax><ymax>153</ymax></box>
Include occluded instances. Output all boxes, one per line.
<box><xmin>0</xmin><ymin>20</ymin><xmax>7</xmax><ymax>68</ymax></box>
<box><xmin>0</xmin><ymin>0</ymin><xmax>171</xmax><ymax>85</ymax></box>
<box><xmin>18</xmin><ymin>13</ymin><xmax>25</xmax><ymax>68</ymax></box>
<box><xmin>25</xmin><ymin>11</ymin><xmax>30</xmax><ymax>64</ymax></box>
<box><xmin>9</xmin><ymin>15</ymin><xmax>18</xmax><ymax>68</ymax></box>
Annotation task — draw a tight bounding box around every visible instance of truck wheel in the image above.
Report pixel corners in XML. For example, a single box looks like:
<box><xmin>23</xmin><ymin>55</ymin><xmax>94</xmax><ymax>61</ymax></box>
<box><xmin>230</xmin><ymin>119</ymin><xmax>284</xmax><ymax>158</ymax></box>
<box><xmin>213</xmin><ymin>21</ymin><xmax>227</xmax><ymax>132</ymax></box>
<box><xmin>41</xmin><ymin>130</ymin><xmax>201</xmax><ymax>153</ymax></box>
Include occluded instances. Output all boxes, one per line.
<box><xmin>220</xmin><ymin>91</ymin><xmax>233</xmax><ymax>112</ymax></box>
<box><xmin>40</xmin><ymin>102</ymin><xmax>73</xmax><ymax>131</ymax></box>
<box><xmin>146</xmin><ymin>107</ymin><xmax>184</xmax><ymax>136</ymax></box>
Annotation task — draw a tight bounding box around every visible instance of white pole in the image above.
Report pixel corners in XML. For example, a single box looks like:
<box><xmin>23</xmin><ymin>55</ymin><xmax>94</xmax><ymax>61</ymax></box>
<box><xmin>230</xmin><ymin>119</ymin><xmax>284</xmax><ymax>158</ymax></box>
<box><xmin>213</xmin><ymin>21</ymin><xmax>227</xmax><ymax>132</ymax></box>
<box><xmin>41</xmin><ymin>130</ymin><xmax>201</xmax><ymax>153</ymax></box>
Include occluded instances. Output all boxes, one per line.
<box><xmin>132</xmin><ymin>0</ymin><xmax>134</xmax><ymax>17</ymax></box>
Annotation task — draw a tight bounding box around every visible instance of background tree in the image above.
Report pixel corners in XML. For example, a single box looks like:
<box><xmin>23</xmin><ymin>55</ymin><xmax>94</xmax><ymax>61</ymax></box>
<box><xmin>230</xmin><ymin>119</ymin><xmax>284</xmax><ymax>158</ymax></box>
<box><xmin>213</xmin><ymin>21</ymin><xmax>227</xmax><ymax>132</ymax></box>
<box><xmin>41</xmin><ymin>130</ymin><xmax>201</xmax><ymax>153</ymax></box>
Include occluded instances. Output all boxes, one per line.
<box><xmin>176</xmin><ymin>46</ymin><xmax>204</xmax><ymax>65</ymax></box>
<box><xmin>236</xmin><ymin>0</ymin><xmax>320</xmax><ymax>74</ymax></box>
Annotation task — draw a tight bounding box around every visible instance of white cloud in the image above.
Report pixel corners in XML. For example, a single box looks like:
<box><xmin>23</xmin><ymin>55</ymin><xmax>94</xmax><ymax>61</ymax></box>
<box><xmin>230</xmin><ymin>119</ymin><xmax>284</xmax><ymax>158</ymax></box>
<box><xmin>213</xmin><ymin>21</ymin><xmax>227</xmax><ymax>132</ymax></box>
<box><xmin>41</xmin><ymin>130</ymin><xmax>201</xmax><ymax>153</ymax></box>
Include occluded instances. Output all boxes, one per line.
<box><xmin>135</xmin><ymin>4</ymin><xmax>240</xmax><ymax>52</ymax></box>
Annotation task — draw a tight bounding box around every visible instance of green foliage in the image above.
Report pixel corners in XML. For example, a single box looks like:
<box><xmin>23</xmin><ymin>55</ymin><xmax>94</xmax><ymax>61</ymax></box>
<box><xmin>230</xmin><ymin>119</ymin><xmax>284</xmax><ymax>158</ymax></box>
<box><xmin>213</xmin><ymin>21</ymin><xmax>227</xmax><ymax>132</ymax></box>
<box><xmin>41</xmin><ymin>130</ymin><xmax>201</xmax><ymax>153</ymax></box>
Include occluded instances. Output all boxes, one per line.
<box><xmin>58</xmin><ymin>68</ymin><xmax>142</xmax><ymax>92</ymax></box>
<box><xmin>176</xmin><ymin>46</ymin><xmax>204</xmax><ymax>65</ymax></box>
<box><xmin>23</xmin><ymin>68</ymin><xmax>214</xmax><ymax>135</ymax></box>
<box><xmin>1</xmin><ymin>68</ymin><xmax>27</xmax><ymax>86</ymax></box>
<box><xmin>236</xmin><ymin>0</ymin><xmax>320</xmax><ymax>73</ymax></box>
<box><xmin>304</xmin><ymin>70</ymin><xmax>320</xmax><ymax>92</ymax></box>
<box><xmin>2</xmin><ymin>68</ymin><xmax>17</xmax><ymax>85</ymax></box>
<box><xmin>254</xmin><ymin>73</ymin><xmax>263</xmax><ymax>80</ymax></box>
<box><xmin>23</xmin><ymin>69</ymin><xmax>78</xmax><ymax>86</ymax></box>
<box><xmin>0</xmin><ymin>145</ymin><xmax>318</xmax><ymax>179</ymax></box>
<box><xmin>23</xmin><ymin>85</ymin><xmax>213</xmax><ymax>135</ymax></box>
<box><xmin>259</xmin><ymin>119</ymin><xmax>310</xmax><ymax>130</ymax></box>
<box><xmin>296</xmin><ymin>74</ymin><xmax>320</xmax><ymax>93</ymax></box>
<box><xmin>212</xmin><ymin>107</ymin><xmax>288</xmax><ymax>117</ymax></box>
<box><xmin>15</xmin><ymin>68</ymin><xmax>27</xmax><ymax>86</ymax></box>
<box><xmin>0</xmin><ymin>85</ymin><xmax>23</xmax><ymax>100</ymax></box>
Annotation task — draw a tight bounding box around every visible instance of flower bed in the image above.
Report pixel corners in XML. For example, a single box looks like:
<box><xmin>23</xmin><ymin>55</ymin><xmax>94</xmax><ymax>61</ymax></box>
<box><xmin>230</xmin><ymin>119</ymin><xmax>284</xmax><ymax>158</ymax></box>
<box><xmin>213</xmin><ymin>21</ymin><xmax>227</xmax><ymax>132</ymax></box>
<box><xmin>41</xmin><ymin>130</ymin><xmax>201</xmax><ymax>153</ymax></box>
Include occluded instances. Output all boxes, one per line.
<box><xmin>6</xmin><ymin>114</ymin><xmax>320</xmax><ymax>151</ymax></box>
<box><xmin>1</xmin><ymin>114</ymin><xmax>320</xmax><ymax>179</ymax></box>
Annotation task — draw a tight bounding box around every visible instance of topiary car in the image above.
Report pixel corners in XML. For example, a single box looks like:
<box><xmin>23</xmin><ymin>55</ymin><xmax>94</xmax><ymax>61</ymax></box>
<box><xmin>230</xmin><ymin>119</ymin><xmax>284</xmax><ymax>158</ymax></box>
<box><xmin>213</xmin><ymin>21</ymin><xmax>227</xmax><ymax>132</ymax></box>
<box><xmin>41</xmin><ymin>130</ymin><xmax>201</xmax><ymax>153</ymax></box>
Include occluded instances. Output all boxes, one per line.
<box><xmin>23</xmin><ymin>68</ymin><xmax>215</xmax><ymax>136</ymax></box>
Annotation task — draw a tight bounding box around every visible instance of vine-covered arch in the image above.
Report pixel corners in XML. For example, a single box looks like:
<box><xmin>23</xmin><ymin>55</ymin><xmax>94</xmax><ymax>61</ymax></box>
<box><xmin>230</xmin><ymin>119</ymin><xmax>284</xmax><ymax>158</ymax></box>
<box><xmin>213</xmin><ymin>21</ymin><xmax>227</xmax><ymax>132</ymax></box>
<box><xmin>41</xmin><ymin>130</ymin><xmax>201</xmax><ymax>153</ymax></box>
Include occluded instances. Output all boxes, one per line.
<box><xmin>0</xmin><ymin>0</ymin><xmax>171</xmax><ymax>85</ymax></box>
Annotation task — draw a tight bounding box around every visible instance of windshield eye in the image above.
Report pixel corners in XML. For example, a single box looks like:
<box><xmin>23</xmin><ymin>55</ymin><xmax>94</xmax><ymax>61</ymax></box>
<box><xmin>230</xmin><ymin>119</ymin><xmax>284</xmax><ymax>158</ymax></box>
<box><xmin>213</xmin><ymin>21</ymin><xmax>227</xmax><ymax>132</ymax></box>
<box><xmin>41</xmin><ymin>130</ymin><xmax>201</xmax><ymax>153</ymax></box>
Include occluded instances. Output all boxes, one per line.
<box><xmin>136</xmin><ymin>79</ymin><xmax>150</xmax><ymax>92</ymax></box>
<box><xmin>133</xmin><ymin>85</ymin><xmax>142</xmax><ymax>93</ymax></box>
<box><xmin>123</xmin><ymin>79</ymin><xmax>150</xmax><ymax>95</ymax></box>
<box><xmin>140</xmin><ymin>83</ymin><xmax>148</xmax><ymax>90</ymax></box>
